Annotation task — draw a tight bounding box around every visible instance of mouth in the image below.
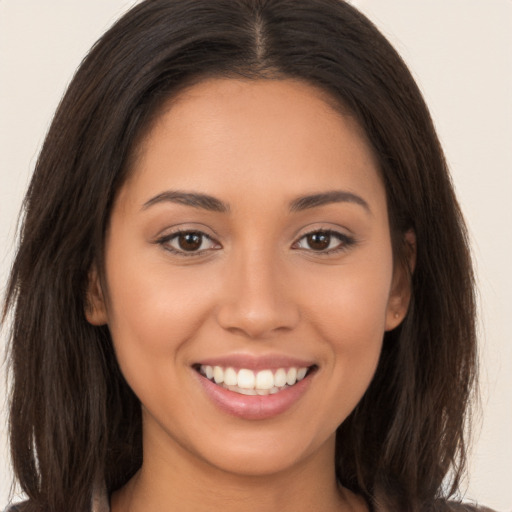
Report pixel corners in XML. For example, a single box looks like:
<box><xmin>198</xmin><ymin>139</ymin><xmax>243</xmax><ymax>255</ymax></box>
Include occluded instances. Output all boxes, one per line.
<box><xmin>194</xmin><ymin>364</ymin><xmax>317</xmax><ymax>396</ymax></box>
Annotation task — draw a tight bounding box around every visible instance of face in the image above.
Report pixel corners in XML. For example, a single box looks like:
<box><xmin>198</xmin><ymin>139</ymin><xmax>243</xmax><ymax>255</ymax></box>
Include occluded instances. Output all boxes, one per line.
<box><xmin>87</xmin><ymin>78</ymin><xmax>409</xmax><ymax>478</ymax></box>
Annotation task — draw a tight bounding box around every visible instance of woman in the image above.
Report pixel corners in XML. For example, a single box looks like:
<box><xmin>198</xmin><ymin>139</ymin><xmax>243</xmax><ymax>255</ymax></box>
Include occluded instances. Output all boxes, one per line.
<box><xmin>2</xmin><ymin>0</ymin><xmax>486</xmax><ymax>511</ymax></box>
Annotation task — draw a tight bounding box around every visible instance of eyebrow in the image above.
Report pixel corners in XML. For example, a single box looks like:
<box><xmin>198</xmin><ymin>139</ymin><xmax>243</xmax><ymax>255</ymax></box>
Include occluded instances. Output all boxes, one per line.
<box><xmin>289</xmin><ymin>190</ymin><xmax>371</xmax><ymax>214</ymax></box>
<box><xmin>142</xmin><ymin>191</ymin><xmax>230</xmax><ymax>213</ymax></box>
<box><xmin>142</xmin><ymin>189</ymin><xmax>370</xmax><ymax>215</ymax></box>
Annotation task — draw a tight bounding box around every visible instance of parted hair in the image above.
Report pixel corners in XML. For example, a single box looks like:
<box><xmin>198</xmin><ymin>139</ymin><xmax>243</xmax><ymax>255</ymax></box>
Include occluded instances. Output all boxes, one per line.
<box><xmin>3</xmin><ymin>1</ymin><xmax>477</xmax><ymax>511</ymax></box>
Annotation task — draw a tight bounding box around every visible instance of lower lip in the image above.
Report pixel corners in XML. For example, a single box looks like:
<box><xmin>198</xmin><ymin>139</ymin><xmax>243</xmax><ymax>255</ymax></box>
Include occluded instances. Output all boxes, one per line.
<box><xmin>195</xmin><ymin>371</ymin><xmax>313</xmax><ymax>420</ymax></box>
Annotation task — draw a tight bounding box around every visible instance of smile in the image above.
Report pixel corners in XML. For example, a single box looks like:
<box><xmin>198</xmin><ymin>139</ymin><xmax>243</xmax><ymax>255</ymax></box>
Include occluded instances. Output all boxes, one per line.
<box><xmin>193</xmin><ymin>357</ymin><xmax>317</xmax><ymax>419</ymax></box>
<box><xmin>198</xmin><ymin>365</ymin><xmax>311</xmax><ymax>396</ymax></box>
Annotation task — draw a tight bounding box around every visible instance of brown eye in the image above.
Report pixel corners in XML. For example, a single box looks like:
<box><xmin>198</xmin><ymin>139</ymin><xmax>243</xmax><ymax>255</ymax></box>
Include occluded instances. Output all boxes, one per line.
<box><xmin>306</xmin><ymin>232</ymin><xmax>331</xmax><ymax>251</ymax></box>
<box><xmin>293</xmin><ymin>229</ymin><xmax>354</xmax><ymax>254</ymax></box>
<box><xmin>177</xmin><ymin>232</ymin><xmax>203</xmax><ymax>251</ymax></box>
<box><xmin>159</xmin><ymin>230</ymin><xmax>220</xmax><ymax>255</ymax></box>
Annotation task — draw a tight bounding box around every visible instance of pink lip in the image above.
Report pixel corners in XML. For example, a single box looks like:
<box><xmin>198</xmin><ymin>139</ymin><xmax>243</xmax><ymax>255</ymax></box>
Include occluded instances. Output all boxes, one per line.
<box><xmin>196</xmin><ymin>354</ymin><xmax>315</xmax><ymax>371</ymax></box>
<box><xmin>194</xmin><ymin>369</ymin><xmax>314</xmax><ymax>420</ymax></box>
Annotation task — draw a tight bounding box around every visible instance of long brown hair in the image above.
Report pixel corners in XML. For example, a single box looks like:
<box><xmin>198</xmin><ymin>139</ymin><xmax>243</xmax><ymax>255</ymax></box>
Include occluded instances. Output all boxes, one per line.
<box><xmin>3</xmin><ymin>1</ymin><xmax>477</xmax><ymax>511</ymax></box>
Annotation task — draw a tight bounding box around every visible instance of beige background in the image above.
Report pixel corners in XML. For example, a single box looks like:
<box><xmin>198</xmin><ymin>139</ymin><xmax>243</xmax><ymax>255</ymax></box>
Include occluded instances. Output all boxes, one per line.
<box><xmin>1</xmin><ymin>1</ymin><xmax>511</xmax><ymax>510</ymax></box>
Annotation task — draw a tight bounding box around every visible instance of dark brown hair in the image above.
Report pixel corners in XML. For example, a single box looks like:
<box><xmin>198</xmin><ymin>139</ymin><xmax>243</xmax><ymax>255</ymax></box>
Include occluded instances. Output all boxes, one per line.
<box><xmin>3</xmin><ymin>1</ymin><xmax>477</xmax><ymax>511</ymax></box>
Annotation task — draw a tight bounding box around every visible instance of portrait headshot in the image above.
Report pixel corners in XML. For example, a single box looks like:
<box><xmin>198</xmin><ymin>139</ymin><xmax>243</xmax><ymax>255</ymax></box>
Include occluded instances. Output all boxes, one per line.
<box><xmin>0</xmin><ymin>1</ymin><xmax>511</xmax><ymax>511</ymax></box>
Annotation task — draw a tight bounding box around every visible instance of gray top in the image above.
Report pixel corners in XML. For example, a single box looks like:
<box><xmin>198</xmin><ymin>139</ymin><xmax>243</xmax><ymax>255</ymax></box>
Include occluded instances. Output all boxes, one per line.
<box><xmin>4</xmin><ymin>488</ymin><xmax>498</xmax><ymax>512</ymax></box>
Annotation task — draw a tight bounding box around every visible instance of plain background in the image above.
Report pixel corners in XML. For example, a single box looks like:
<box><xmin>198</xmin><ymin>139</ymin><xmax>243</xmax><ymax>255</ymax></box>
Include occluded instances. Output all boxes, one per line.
<box><xmin>0</xmin><ymin>1</ymin><xmax>511</xmax><ymax>510</ymax></box>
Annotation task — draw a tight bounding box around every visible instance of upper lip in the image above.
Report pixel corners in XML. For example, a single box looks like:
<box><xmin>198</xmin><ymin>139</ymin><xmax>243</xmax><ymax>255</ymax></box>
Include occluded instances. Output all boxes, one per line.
<box><xmin>194</xmin><ymin>354</ymin><xmax>316</xmax><ymax>371</ymax></box>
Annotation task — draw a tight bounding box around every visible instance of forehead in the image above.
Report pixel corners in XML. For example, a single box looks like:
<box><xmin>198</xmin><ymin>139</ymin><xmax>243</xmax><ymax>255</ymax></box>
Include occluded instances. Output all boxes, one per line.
<box><xmin>120</xmin><ymin>78</ymin><xmax>384</xmax><ymax>212</ymax></box>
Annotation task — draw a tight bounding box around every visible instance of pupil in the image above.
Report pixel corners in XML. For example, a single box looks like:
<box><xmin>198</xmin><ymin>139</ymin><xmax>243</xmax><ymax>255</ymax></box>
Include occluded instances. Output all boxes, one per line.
<box><xmin>178</xmin><ymin>232</ymin><xmax>202</xmax><ymax>251</ymax></box>
<box><xmin>308</xmin><ymin>232</ymin><xmax>330</xmax><ymax>250</ymax></box>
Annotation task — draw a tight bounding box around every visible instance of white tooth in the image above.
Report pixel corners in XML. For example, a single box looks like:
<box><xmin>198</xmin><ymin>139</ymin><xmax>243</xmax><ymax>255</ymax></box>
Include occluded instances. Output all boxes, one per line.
<box><xmin>227</xmin><ymin>385</ymin><xmax>237</xmax><ymax>392</ymax></box>
<box><xmin>213</xmin><ymin>366</ymin><xmax>224</xmax><ymax>384</ymax></box>
<box><xmin>255</xmin><ymin>370</ymin><xmax>274</xmax><ymax>390</ymax></box>
<box><xmin>297</xmin><ymin>367</ymin><xmax>308</xmax><ymax>381</ymax></box>
<box><xmin>270</xmin><ymin>386</ymin><xmax>280</xmax><ymax>394</ymax></box>
<box><xmin>274</xmin><ymin>368</ymin><xmax>287</xmax><ymax>388</ymax></box>
<box><xmin>205</xmin><ymin>365</ymin><xmax>213</xmax><ymax>380</ymax></box>
<box><xmin>286</xmin><ymin>367</ymin><xmax>297</xmax><ymax>386</ymax></box>
<box><xmin>224</xmin><ymin>367</ymin><xmax>237</xmax><ymax>386</ymax></box>
<box><xmin>238</xmin><ymin>387</ymin><xmax>257</xmax><ymax>395</ymax></box>
<box><xmin>237</xmin><ymin>368</ymin><xmax>256</xmax><ymax>389</ymax></box>
<box><xmin>256</xmin><ymin>388</ymin><xmax>270</xmax><ymax>395</ymax></box>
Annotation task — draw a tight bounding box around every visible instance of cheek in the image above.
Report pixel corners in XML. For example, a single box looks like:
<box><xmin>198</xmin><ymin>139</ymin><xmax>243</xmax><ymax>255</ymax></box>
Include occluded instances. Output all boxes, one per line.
<box><xmin>102</xmin><ymin>217</ymin><xmax>213</xmax><ymax>373</ymax></box>
<box><xmin>307</xmin><ymin>289</ymin><xmax>388</xmax><ymax>429</ymax></box>
<box><xmin>104</xmin><ymin>263</ymin><xmax>217</xmax><ymax>415</ymax></box>
<box><xmin>304</xmin><ymin>256</ymin><xmax>393</xmax><ymax>347</ymax></box>
<box><xmin>317</xmin><ymin>282</ymin><xmax>389</xmax><ymax>377</ymax></box>
<box><xmin>106</xmin><ymin>259</ymin><xmax>216</xmax><ymax>357</ymax></box>
<box><xmin>296</xmin><ymin>251</ymin><xmax>393</xmax><ymax>405</ymax></box>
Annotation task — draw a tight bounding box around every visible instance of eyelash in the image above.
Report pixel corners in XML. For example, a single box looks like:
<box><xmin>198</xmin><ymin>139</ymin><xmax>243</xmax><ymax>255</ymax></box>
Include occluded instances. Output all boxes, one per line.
<box><xmin>292</xmin><ymin>229</ymin><xmax>356</xmax><ymax>255</ymax></box>
<box><xmin>155</xmin><ymin>228</ymin><xmax>356</xmax><ymax>257</ymax></box>
<box><xmin>155</xmin><ymin>229</ymin><xmax>220</xmax><ymax>257</ymax></box>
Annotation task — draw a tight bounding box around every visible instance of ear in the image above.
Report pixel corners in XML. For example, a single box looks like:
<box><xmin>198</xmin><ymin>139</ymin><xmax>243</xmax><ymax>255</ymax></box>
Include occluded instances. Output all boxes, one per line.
<box><xmin>385</xmin><ymin>229</ymin><xmax>416</xmax><ymax>331</ymax></box>
<box><xmin>85</xmin><ymin>265</ymin><xmax>108</xmax><ymax>326</ymax></box>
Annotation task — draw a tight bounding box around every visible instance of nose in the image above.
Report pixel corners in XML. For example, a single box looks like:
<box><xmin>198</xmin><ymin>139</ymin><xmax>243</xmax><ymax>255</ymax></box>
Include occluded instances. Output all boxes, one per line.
<box><xmin>215</xmin><ymin>250</ymin><xmax>300</xmax><ymax>339</ymax></box>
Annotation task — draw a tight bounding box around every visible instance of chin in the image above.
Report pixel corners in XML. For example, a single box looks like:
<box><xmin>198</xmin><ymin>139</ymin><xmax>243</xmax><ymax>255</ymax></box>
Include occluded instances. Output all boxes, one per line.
<box><xmin>190</xmin><ymin>425</ymin><xmax>336</xmax><ymax>479</ymax></box>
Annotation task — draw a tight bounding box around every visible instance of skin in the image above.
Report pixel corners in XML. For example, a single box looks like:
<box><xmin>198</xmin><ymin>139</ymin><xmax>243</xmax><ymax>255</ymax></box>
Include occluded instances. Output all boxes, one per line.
<box><xmin>87</xmin><ymin>78</ymin><xmax>412</xmax><ymax>512</ymax></box>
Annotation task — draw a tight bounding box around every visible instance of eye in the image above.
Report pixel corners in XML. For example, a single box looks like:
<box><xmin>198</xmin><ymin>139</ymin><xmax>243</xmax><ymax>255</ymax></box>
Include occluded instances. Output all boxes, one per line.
<box><xmin>157</xmin><ymin>230</ymin><xmax>220</xmax><ymax>255</ymax></box>
<box><xmin>293</xmin><ymin>229</ymin><xmax>354</xmax><ymax>253</ymax></box>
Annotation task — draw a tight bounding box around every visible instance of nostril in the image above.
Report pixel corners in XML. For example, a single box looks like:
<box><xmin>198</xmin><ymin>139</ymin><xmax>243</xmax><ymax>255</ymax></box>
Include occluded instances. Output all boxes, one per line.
<box><xmin>215</xmin><ymin>287</ymin><xmax>301</xmax><ymax>339</ymax></box>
